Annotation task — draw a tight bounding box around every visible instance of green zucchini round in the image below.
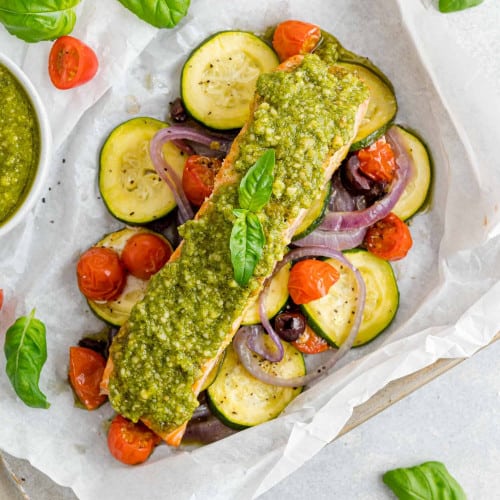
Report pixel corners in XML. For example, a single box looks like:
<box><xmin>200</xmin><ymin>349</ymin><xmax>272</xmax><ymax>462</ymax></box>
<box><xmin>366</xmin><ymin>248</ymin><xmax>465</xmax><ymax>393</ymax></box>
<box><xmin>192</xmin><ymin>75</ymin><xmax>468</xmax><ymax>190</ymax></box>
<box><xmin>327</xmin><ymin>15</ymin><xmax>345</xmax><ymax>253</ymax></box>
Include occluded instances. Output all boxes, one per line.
<box><xmin>392</xmin><ymin>125</ymin><xmax>432</xmax><ymax>221</ymax></box>
<box><xmin>301</xmin><ymin>250</ymin><xmax>399</xmax><ymax>347</ymax></box>
<box><xmin>207</xmin><ymin>339</ymin><xmax>305</xmax><ymax>429</ymax></box>
<box><xmin>336</xmin><ymin>62</ymin><xmax>397</xmax><ymax>151</ymax></box>
<box><xmin>87</xmin><ymin>227</ymin><xmax>173</xmax><ymax>326</ymax></box>
<box><xmin>99</xmin><ymin>117</ymin><xmax>186</xmax><ymax>224</ymax></box>
<box><xmin>181</xmin><ymin>31</ymin><xmax>279</xmax><ymax>130</ymax></box>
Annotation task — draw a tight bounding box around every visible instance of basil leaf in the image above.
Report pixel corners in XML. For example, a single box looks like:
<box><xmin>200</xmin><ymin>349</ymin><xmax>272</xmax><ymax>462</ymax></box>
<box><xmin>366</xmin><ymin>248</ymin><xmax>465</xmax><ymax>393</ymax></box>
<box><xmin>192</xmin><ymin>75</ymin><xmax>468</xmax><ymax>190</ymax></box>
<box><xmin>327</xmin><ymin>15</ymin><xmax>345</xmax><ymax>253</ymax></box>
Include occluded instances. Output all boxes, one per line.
<box><xmin>239</xmin><ymin>149</ymin><xmax>275</xmax><ymax>212</ymax></box>
<box><xmin>439</xmin><ymin>0</ymin><xmax>483</xmax><ymax>12</ymax></box>
<box><xmin>4</xmin><ymin>310</ymin><xmax>50</xmax><ymax>409</ymax></box>
<box><xmin>383</xmin><ymin>461</ymin><xmax>466</xmax><ymax>500</ymax></box>
<box><xmin>117</xmin><ymin>0</ymin><xmax>190</xmax><ymax>29</ymax></box>
<box><xmin>230</xmin><ymin>210</ymin><xmax>265</xmax><ymax>286</ymax></box>
<box><xmin>0</xmin><ymin>0</ymin><xmax>80</xmax><ymax>43</ymax></box>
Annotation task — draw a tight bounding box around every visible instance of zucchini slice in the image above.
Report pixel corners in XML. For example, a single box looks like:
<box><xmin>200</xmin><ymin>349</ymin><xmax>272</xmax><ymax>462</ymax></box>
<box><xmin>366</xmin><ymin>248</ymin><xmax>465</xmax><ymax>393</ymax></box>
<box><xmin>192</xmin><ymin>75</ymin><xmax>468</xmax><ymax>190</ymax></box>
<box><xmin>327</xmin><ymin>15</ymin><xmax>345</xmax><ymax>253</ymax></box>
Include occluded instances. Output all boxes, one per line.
<box><xmin>301</xmin><ymin>250</ymin><xmax>399</xmax><ymax>347</ymax></box>
<box><xmin>181</xmin><ymin>31</ymin><xmax>279</xmax><ymax>130</ymax></box>
<box><xmin>292</xmin><ymin>181</ymin><xmax>331</xmax><ymax>241</ymax></box>
<box><xmin>99</xmin><ymin>117</ymin><xmax>186</xmax><ymax>224</ymax></box>
<box><xmin>336</xmin><ymin>62</ymin><xmax>397</xmax><ymax>151</ymax></box>
<box><xmin>207</xmin><ymin>339</ymin><xmax>304</xmax><ymax>429</ymax></box>
<box><xmin>87</xmin><ymin>227</ymin><xmax>173</xmax><ymax>326</ymax></box>
<box><xmin>392</xmin><ymin>126</ymin><xmax>432</xmax><ymax>221</ymax></box>
<box><xmin>241</xmin><ymin>262</ymin><xmax>290</xmax><ymax>325</ymax></box>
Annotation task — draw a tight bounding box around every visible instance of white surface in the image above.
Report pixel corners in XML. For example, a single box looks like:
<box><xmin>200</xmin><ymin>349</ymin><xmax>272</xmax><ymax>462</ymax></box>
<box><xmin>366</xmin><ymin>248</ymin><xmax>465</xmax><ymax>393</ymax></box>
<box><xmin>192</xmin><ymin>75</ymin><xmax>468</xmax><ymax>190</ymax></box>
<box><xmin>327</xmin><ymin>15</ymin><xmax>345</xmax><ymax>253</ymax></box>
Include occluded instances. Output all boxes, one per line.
<box><xmin>261</xmin><ymin>339</ymin><xmax>500</xmax><ymax>499</ymax></box>
<box><xmin>0</xmin><ymin>0</ymin><xmax>499</xmax><ymax>499</ymax></box>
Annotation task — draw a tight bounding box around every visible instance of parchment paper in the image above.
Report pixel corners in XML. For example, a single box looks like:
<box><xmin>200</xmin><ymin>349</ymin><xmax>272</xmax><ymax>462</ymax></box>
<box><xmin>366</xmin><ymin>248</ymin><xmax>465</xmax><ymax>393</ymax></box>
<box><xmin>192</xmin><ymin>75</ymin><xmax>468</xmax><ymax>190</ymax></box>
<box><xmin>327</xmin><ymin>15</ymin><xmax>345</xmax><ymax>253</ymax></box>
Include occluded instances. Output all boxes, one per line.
<box><xmin>0</xmin><ymin>0</ymin><xmax>499</xmax><ymax>499</ymax></box>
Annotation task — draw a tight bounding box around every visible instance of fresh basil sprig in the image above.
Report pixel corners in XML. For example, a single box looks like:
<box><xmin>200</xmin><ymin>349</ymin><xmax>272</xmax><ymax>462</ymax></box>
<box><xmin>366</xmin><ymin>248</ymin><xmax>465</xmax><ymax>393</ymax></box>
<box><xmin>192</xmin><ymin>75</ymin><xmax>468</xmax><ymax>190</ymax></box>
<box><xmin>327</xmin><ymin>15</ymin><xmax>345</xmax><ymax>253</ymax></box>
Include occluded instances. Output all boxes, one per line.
<box><xmin>4</xmin><ymin>309</ymin><xmax>50</xmax><ymax>409</ymax></box>
<box><xmin>117</xmin><ymin>0</ymin><xmax>190</xmax><ymax>28</ymax></box>
<box><xmin>230</xmin><ymin>149</ymin><xmax>275</xmax><ymax>286</ymax></box>
<box><xmin>0</xmin><ymin>0</ymin><xmax>81</xmax><ymax>43</ymax></box>
<box><xmin>439</xmin><ymin>0</ymin><xmax>483</xmax><ymax>13</ymax></box>
<box><xmin>383</xmin><ymin>461</ymin><xmax>466</xmax><ymax>500</ymax></box>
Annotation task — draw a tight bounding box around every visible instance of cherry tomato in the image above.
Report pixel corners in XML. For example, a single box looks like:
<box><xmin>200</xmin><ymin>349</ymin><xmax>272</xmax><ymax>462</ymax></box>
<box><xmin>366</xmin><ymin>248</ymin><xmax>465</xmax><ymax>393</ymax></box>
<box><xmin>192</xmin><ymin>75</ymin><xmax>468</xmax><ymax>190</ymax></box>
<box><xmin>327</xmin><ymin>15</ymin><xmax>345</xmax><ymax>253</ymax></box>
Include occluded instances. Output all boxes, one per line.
<box><xmin>121</xmin><ymin>233</ymin><xmax>172</xmax><ymax>280</ymax></box>
<box><xmin>108</xmin><ymin>415</ymin><xmax>160</xmax><ymax>465</ymax></box>
<box><xmin>76</xmin><ymin>247</ymin><xmax>126</xmax><ymax>301</ymax></box>
<box><xmin>272</xmin><ymin>20</ymin><xmax>321</xmax><ymax>62</ymax></box>
<box><xmin>363</xmin><ymin>212</ymin><xmax>413</xmax><ymax>261</ymax></box>
<box><xmin>292</xmin><ymin>325</ymin><xmax>329</xmax><ymax>354</ymax></box>
<box><xmin>357</xmin><ymin>137</ymin><xmax>397</xmax><ymax>183</ymax></box>
<box><xmin>0</xmin><ymin>289</ymin><xmax>3</xmax><ymax>311</ymax></box>
<box><xmin>182</xmin><ymin>155</ymin><xmax>222</xmax><ymax>206</ymax></box>
<box><xmin>68</xmin><ymin>346</ymin><xmax>107</xmax><ymax>410</ymax></box>
<box><xmin>288</xmin><ymin>259</ymin><xmax>340</xmax><ymax>305</ymax></box>
<box><xmin>48</xmin><ymin>36</ymin><xmax>98</xmax><ymax>90</ymax></box>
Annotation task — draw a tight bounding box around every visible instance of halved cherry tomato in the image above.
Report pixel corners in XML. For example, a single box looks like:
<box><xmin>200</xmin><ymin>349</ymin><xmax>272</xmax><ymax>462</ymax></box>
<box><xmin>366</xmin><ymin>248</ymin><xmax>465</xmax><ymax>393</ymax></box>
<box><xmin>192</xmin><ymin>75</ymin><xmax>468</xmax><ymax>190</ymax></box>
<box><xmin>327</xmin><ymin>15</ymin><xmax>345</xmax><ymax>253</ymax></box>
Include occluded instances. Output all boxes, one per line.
<box><xmin>121</xmin><ymin>233</ymin><xmax>172</xmax><ymax>280</ymax></box>
<box><xmin>272</xmin><ymin>20</ymin><xmax>321</xmax><ymax>62</ymax></box>
<box><xmin>363</xmin><ymin>212</ymin><xmax>413</xmax><ymax>261</ymax></box>
<box><xmin>0</xmin><ymin>289</ymin><xmax>3</xmax><ymax>311</ymax></box>
<box><xmin>68</xmin><ymin>346</ymin><xmax>107</xmax><ymax>410</ymax></box>
<box><xmin>48</xmin><ymin>36</ymin><xmax>98</xmax><ymax>90</ymax></box>
<box><xmin>292</xmin><ymin>325</ymin><xmax>329</xmax><ymax>354</ymax></box>
<box><xmin>182</xmin><ymin>155</ymin><xmax>222</xmax><ymax>206</ymax></box>
<box><xmin>108</xmin><ymin>415</ymin><xmax>160</xmax><ymax>465</ymax></box>
<box><xmin>357</xmin><ymin>137</ymin><xmax>397</xmax><ymax>183</ymax></box>
<box><xmin>76</xmin><ymin>247</ymin><xmax>126</xmax><ymax>301</ymax></box>
<box><xmin>288</xmin><ymin>259</ymin><xmax>340</xmax><ymax>305</ymax></box>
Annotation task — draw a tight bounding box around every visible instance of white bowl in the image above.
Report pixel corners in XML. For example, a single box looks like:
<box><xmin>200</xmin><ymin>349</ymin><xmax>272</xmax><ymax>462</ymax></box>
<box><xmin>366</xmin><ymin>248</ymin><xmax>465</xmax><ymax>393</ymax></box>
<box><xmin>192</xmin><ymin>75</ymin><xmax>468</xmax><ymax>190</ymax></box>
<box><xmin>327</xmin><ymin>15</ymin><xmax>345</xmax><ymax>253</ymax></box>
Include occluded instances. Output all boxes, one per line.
<box><xmin>0</xmin><ymin>53</ymin><xmax>52</xmax><ymax>237</ymax></box>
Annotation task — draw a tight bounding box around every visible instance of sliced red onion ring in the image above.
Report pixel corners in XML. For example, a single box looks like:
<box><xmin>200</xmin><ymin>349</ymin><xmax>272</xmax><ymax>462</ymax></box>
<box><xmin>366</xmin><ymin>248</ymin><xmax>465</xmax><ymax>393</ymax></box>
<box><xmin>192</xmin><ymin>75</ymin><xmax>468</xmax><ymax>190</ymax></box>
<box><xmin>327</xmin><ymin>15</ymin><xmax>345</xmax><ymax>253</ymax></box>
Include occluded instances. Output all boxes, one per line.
<box><xmin>321</xmin><ymin>127</ymin><xmax>412</xmax><ymax>231</ymax></box>
<box><xmin>184</xmin><ymin>414</ymin><xmax>238</xmax><ymax>444</ymax></box>
<box><xmin>293</xmin><ymin>226</ymin><xmax>367</xmax><ymax>250</ymax></box>
<box><xmin>150</xmin><ymin>125</ymin><xmax>234</xmax><ymax>224</ymax></box>
<box><xmin>234</xmin><ymin>246</ymin><xmax>366</xmax><ymax>387</ymax></box>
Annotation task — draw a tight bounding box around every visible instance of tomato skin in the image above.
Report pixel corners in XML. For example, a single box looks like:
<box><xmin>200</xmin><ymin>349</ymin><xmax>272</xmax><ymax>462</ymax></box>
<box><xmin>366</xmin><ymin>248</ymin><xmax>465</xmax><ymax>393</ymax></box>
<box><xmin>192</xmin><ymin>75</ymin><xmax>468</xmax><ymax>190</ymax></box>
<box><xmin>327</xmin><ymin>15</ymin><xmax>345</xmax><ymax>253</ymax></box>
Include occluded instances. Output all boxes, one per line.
<box><xmin>272</xmin><ymin>20</ymin><xmax>321</xmax><ymax>62</ymax></box>
<box><xmin>182</xmin><ymin>155</ymin><xmax>222</xmax><ymax>206</ymax></box>
<box><xmin>49</xmin><ymin>36</ymin><xmax>98</xmax><ymax>90</ymax></box>
<box><xmin>108</xmin><ymin>415</ymin><xmax>160</xmax><ymax>465</ymax></box>
<box><xmin>292</xmin><ymin>325</ymin><xmax>329</xmax><ymax>354</ymax></box>
<box><xmin>288</xmin><ymin>259</ymin><xmax>340</xmax><ymax>305</ymax></box>
<box><xmin>76</xmin><ymin>247</ymin><xmax>126</xmax><ymax>301</ymax></box>
<box><xmin>68</xmin><ymin>346</ymin><xmax>107</xmax><ymax>410</ymax></box>
<box><xmin>364</xmin><ymin>212</ymin><xmax>413</xmax><ymax>261</ymax></box>
<box><xmin>0</xmin><ymin>289</ymin><xmax>3</xmax><ymax>311</ymax></box>
<box><xmin>357</xmin><ymin>137</ymin><xmax>397</xmax><ymax>183</ymax></box>
<box><xmin>121</xmin><ymin>233</ymin><xmax>172</xmax><ymax>280</ymax></box>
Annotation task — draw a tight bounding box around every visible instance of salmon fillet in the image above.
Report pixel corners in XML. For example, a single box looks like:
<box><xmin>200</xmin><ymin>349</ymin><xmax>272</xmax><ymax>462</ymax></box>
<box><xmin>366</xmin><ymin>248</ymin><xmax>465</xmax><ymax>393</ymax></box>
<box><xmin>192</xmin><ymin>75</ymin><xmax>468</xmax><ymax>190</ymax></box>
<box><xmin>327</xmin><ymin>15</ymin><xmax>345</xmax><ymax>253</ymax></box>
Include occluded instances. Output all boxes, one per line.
<box><xmin>101</xmin><ymin>54</ymin><xmax>369</xmax><ymax>446</ymax></box>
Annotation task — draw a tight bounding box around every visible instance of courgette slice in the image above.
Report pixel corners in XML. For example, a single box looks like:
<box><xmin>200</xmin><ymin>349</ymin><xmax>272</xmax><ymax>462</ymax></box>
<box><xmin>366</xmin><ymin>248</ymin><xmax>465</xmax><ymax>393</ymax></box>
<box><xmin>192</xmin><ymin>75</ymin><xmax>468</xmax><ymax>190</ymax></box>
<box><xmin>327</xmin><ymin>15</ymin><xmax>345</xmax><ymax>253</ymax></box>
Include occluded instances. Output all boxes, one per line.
<box><xmin>181</xmin><ymin>31</ymin><xmax>279</xmax><ymax>130</ymax></box>
<box><xmin>336</xmin><ymin>62</ymin><xmax>397</xmax><ymax>151</ymax></box>
<box><xmin>207</xmin><ymin>339</ymin><xmax>304</xmax><ymax>429</ymax></box>
<box><xmin>301</xmin><ymin>250</ymin><xmax>399</xmax><ymax>347</ymax></box>
<box><xmin>241</xmin><ymin>262</ymin><xmax>290</xmax><ymax>325</ymax></box>
<box><xmin>87</xmin><ymin>227</ymin><xmax>173</xmax><ymax>326</ymax></box>
<box><xmin>292</xmin><ymin>181</ymin><xmax>331</xmax><ymax>241</ymax></box>
<box><xmin>392</xmin><ymin>126</ymin><xmax>432</xmax><ymax>221</ymax></box>
<box><xmin>99</xmin><ymin>117</ymin><xmax>186</xmax><ymax>224</ymax></box>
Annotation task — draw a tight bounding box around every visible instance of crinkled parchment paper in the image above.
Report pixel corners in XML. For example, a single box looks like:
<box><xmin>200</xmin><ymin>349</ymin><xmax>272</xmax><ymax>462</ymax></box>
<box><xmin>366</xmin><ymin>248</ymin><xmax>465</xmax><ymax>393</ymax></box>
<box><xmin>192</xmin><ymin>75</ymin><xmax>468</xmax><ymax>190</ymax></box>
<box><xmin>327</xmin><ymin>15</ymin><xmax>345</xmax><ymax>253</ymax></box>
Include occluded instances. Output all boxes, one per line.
<box><xmin>0</xmin><ymin>0</ymin><xmax>499</xmax><ymax>498</ymax></box>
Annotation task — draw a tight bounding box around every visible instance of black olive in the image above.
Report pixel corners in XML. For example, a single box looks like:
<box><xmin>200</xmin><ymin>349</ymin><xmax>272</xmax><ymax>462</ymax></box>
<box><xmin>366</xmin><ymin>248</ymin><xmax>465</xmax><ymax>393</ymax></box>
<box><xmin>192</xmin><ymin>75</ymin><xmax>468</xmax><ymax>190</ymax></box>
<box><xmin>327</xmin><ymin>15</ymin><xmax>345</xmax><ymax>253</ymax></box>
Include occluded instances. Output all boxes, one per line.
<box><xmin>274</xmin><ymin>312</ymin><xmax>306</xmax><ymax>342</ymax></box>
<box><xmin>169</xmin><ymin>97</ymin><xmax>188</xmax><ymax>122</ymax></box>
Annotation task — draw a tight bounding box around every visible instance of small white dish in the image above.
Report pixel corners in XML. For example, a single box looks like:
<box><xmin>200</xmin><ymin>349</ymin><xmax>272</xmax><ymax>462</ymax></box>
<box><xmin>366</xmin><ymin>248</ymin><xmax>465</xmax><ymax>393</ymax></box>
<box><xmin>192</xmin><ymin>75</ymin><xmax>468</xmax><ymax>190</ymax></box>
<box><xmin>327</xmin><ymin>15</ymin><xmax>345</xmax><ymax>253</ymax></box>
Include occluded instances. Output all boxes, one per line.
<box><xmin>0</xmin><ymin>52</ymin><xmax>52</xmax><ymax>238</ymax></box>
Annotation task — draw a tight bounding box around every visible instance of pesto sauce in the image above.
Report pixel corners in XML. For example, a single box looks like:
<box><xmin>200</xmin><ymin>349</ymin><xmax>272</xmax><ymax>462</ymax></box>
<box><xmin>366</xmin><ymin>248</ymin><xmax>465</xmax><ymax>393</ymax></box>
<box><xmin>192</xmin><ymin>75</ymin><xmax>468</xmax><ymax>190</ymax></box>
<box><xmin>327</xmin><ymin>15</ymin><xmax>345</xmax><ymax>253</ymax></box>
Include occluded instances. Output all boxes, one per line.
<box><xmin>0</xmin><ymin>65</ymin><xmax>40</xmax><ymax>225</ymax></box>
<box><xmin>109</xmin><ymin>53</ymin><xmax>369</xmax><ymax>433</ymax></box>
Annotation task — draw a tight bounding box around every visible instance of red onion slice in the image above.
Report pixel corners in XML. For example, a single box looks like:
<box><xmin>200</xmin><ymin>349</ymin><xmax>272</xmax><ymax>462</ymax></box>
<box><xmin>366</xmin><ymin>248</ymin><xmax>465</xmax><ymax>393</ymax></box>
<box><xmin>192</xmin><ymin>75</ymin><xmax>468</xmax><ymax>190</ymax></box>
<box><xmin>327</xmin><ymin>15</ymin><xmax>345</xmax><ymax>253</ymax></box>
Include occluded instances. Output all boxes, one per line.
<box><xmin>293</xmin><ymin>226</ymin><xmax>367</xmax><ymax>251</ymax></box>
<box><xmin>234</xmin><ymin>246</ymin><xmax>366</xmax><ymax>387</ymax></box>
<box><xmin>320</xmin><ymin>127</ymin><xmax>412</xmax><ymax>231</ymax></box>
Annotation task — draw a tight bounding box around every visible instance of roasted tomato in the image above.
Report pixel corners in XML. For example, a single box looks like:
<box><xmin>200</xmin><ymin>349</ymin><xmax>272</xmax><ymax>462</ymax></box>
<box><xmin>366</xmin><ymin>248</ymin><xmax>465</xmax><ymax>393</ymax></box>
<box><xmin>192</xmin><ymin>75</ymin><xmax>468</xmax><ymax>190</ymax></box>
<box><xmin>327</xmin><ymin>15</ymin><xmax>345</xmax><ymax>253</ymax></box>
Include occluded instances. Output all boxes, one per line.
<box><xmin>182</xmin><ymin>155</ymin><xmax>222</xmax><ymax>206</ymax></box>
<box><xmin>108</xmin><ymin>415</ymin><xmax>160</xmax><ymax>465</ymax></box>
<box><xmin>292</xmin><ymin>325</ymin><xmax>329</xmax><ymax>354</ymax></box>
<box><xmin>76</xmin><ymin>247</ymin><xmax>126</xmax><ymax>301</ymax></box>
<box><xmin>288</xmin><ymin>259</ymin><xmax>340</xmax><ymax>305</ymax></box>
<box><xmin>68</xmin><ymin>346</ymin><xmax>107</xmax><ymax>410</ymax></box>
<box><xmin>121</xmin><ymin>233</ymin><xmax>172</xmax><ymax>280</ymax></box>
<box><xmin>357</xmin><ymin>137</ymin><xmax>397</xmax><ymax>183</ymax></box>
<box><xmin>0</xmin><ymin>289</ymin><xmax>3</xmax><ymax>311</ymax></box>
<box><xmin>49</xmin><ymin>36</ymin><xmax>98</xmax><ymax>90</ymax></box>
<box><xmin>364</xmin><ymin>212</ymin><xmax>413</xmax><ymax>260</ymax></box>
<box><xmin>272</xmin><ymin>20</ymin><xmax>321</xmax><ymax>61</ymax></box>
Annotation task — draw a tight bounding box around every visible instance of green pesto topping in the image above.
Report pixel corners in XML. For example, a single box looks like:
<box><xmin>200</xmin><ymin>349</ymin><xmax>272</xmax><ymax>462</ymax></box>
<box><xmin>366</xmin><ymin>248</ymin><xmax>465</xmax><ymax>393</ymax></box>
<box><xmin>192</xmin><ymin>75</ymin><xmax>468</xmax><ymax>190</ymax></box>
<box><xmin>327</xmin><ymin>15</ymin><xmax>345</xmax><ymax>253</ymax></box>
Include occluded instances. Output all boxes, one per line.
<box><xmin>108</xmin><ymin>53</ymin><xmax>368</xmax><ymax>432</ymax></box>
<box><xmin>0</xmin><ymin>65</ymin><xmax>40</xmax><ymax>225</ymax></box>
